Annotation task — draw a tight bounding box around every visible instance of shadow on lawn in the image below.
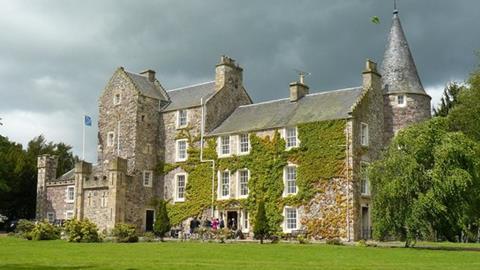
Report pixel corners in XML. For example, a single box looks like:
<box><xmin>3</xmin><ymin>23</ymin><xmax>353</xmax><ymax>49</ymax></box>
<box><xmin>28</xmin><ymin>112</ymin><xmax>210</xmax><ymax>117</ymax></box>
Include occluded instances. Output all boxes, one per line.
<box><xmin>0</xmin><ymin>264</ymin><xmax>96</xmax><ymax>270</ymax></box>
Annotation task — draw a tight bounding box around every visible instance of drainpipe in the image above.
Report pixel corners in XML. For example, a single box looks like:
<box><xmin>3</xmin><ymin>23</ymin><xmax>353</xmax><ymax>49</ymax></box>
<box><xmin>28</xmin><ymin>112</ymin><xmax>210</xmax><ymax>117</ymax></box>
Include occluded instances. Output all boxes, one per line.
<box><xmin>345</xmin><ymin>119</ymin><xmax>351</xmax><ymax>242</ymax></box>
<box><xmin>200</xmin><ymin>98</ymin><xmax>216</xmax><ymax>217</ymax></box>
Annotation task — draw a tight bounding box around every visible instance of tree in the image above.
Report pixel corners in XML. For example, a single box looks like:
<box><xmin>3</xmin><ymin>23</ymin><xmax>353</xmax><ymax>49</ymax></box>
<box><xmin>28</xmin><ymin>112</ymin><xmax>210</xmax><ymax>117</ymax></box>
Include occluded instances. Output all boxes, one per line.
<box><xmin>254</xmin><ymin>200</ymin><xmax>268</xmax><ymax>244</ymax></box>
<box><xmin>153</xmin><ymin>200</ymin><xmax>171</xmax><ymax>241</ymax></box>
<box><xmin>433</xmin><ymin>82</ymin><xmax>464</xmax><ymax>117</ymax></box>
<box><xmin>369</xmin><ymin>118</ymin><xmax>480</xmax><ymax>246</ymax></box>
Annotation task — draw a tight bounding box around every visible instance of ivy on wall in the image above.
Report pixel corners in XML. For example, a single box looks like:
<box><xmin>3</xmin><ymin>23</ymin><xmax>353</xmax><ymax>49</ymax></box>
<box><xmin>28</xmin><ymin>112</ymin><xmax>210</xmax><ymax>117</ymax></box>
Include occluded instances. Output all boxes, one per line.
<box><xmin>160</xmin><ymin>119</ymin><xmax>346</xmax><ymax>236</ymax></box>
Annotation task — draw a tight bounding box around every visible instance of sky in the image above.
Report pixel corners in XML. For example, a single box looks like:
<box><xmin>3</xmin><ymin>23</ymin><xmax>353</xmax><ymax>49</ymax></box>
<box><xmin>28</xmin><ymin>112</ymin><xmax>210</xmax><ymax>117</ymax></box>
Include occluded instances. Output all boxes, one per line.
<box><xmin>0</xmin><ymin>0</ymin><xmax>478</xmax><ymax>162</ymax></box>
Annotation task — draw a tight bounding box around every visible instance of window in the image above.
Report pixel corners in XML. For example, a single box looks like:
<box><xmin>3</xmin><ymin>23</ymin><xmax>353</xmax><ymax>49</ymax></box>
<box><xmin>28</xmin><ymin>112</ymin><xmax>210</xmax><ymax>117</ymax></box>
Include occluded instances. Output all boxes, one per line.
<box><xmin>220</xmin><ymin>170</ymin><xmax>230</xmax><ymax>198</ymax></box>
<box><xmin>360</xmin><ymin>163</ymin><xmax>370</xmax><ymax>195</ymax></box>
<box><xmin>143</xmin><ymin>170</ymin><xmax>153</xmax><ymax>187</ymax></box>
<box><xmin>66</xmin><ymin>186</ymin><xmax>75</xmax><ymax>203</ymax></box>
<box><xmin>101</xmin><ymin>192</ymin><xmax>107</xmax><ymax>207</ymax></box>
<box><xmin>243</xmin><ymin>210</ymin><xmax>249</xmax><ymax>230</ymax></box>
<box><xmin>107</xmin><ymin>132</ymin><xmax>115</xmax><ymax>147</ymax></box>
<box><xmin>219</xmin><ymin>136</ymin><xmax>230</xmax><ymax>156</ymax></box>
<box><xmin>285</xmin><ymin>127</ymin><xmax>298</xmax><ymax>149</ymax></box>
<box><xmin>47</xmin><ymin>212</ymin><xmax>55</xmax><ymax>223</ymax></box>
<box><xmin>239</xmin><ymin>134</ymin><xmax>250</xmax><ymax>154</ymax></box>
<box><xmin>177</xmin><ymin>110</ymin><xmax>188</xmax><ymax>128</ymax></box>
<box><xmin>285</xmin><ymin>207</ymin><xmax>298</xmax><ymax>231</ymax></box>
<box><xmin>397</xmin><ymin>94</ymin><xmax>406</xmax><ymax>106</ymax></box>
<box><xmin>114</xmin><ymin>93</ymin><xmax>121</xmax><ymax>105</ymax></box>
<box><xmin>65</xmin><ymin>210</ymin><xmax>74</xmax><ymax>220</ymax></box>
<box><xmin>176</xmin><ymin>173</ymin><xmax>187</xmax><ymax>202</ymax></box>
<box><xmin>176</xmin><ymin>139</ymin><xmax>188</xmax><ymax>161</ymax></box>
<box><xmin>360</xmin><ymin>123</ymin><xmax>369</xmax><ymax>146</ymax></box>
<box><xmin>284</xmin><ymin>165</ymin><xmax>297</xmax><ymax>195</ymax></box>
<box><xmin>238</xmin><ymin>169</ymin><xmax>249</xmax><ymax>197</ymax></box>
<box><xmin>87</xmin><ymin>192</ymin><xmax>92</xmax><ymax>206</ymax></box>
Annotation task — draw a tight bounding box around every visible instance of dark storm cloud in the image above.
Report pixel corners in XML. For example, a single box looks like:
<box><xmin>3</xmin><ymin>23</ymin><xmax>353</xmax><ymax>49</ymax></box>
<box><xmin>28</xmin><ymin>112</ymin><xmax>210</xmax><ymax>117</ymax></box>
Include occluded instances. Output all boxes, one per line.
<box><xmin>0</xmin><ymin>0</ymin><xmax>478</xmax><ymax>161</ymax></box>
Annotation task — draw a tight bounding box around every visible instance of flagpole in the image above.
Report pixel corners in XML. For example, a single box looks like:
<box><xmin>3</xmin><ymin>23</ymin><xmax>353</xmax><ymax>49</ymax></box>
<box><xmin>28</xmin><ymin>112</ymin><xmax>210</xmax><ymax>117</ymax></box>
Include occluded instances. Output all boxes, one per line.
<box><xmin>82</xmin><ymin>115</ymin><xmax>85</xmax><ymax>161</ymax></box>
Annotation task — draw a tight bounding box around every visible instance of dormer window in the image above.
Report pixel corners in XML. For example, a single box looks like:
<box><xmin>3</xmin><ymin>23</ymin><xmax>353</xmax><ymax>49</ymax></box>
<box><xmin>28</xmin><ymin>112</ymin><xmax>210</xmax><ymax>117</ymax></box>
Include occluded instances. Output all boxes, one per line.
<box><xmin>177</xmin><ymin>110</ymin><xmax>188</xmax><ymax>128</ymax></box>
<box><xmin>114</xmin><ymin>93</ymin><xmax>121</xmax><ymax>105</ymax></box>
<box><xmin>397</xmin><ymin>95</ymin><xmax>406</xmax><ymax>106</ymax></box>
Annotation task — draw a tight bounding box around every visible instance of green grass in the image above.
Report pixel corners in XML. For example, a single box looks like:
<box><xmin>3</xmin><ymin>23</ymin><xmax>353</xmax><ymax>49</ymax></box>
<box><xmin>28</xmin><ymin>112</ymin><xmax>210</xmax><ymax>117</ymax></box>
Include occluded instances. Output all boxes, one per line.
<box><xmin>0</xmin><ymin>237</ymin><xmax>479</xmax><ymax>270</ymax></box>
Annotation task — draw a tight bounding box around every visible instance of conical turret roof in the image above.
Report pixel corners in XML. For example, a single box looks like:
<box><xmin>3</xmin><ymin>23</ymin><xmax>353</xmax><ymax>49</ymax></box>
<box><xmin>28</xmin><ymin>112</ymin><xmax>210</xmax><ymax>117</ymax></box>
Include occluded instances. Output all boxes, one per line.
<box><xmin>381</xmin><ymin>9</ymin><xmax>427</xmax><ymax>95</ymax></box>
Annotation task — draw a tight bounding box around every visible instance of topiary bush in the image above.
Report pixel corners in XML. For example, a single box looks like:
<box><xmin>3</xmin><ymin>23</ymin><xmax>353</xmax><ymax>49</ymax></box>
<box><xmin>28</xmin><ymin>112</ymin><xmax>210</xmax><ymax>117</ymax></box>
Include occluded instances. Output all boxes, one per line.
<box><xmin>64</xmin><ymin>219</ymin><xmax>101</xmax><ymax>243</ymax></box>
<box><xmin>31</xmin><ymin>221</ymin><xmax>61</xmax><ymax>240</ymax></box>
<box><xmin>112</xmin><ymin>223</ymin><xmax>138</xmax><ymax>243</ymax></box>
<box><xmin>15</xmin><ymin>219</ymin><xmax>35</xmax><ymax>240</ymax></box>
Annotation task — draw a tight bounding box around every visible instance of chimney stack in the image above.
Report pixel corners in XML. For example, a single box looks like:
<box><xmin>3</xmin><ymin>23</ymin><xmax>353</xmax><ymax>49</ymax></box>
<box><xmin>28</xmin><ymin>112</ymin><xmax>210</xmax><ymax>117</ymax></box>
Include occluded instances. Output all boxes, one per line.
<box><xmin>215</xmin><ymin>55</ymin><xmax>243</xmax><ymax>91</ymax></box>
<box><xmin>140</xmin><ymin>69</ymin><xmax>156</xmax><ymax>82</ymax></box>
<box><xmin>289</xmin><ymin>75</ymin><xmax>309</xmax><ymax>102</ymax></box>
<box><xmin>362</xmin><ymin>59</ymin><xmax>381</xmax><ymax>90</ymax></box>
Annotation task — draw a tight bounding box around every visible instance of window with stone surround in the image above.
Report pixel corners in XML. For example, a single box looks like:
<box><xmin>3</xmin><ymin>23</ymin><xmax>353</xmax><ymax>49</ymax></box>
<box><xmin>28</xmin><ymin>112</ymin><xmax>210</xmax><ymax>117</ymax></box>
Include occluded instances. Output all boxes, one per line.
<box><xmin>113</xmin><ymin>93</ymin><xmax>121</xmax><ymax>105</ymax></box>
<box><xmin>284</xmin><ymin>207</ymin><xmax>298</xmax><ymax>231</ymax></box>
<box><xmin>65</xmin><ymin>210</ymin><xmax>74</xmax><ymax>220</ymax></box>
<box><xmin>47</xmin><ymin>212</ymin><xmax>55</xmax><ymax>223</ymax></box>
<box><xmin>238</xmin><ymin>134</ymin><xmax>250</xmax><ymax>154</ymax></box>
<box><xmin>107</xmin><ymin>132</ymin><xmax>115</xmax><ymax>147</ymax></box>
<box><xmin>66</xmin><ymin>186</ymin><xmax>75</xmax><ymax>203</ymax></box>
<box><xmin>176</xmin><ymin>139</ymin><xmax>188</xmax><ymax>162</ymax></box>
<box><xmin>397</xmin><ymin>94</ymin><xmax>406</xmax><ymax>106</ymax></box>
<box><xmin>284</xmin><ymin>165</ymin><xmax>297</xmax><ymax>195</ymax></box>
<box><xmin>219</xmin><ymin>170</ymin><xmax>230</xmax><ymax>198</ymax></box>
<box><xmin>143</xmin><ymin>170</ymin><xmax>153</xmax><ymax>187</ymax></box>
<box><xmin>175</xmin><ymin>173</ymin><xmax>187</xmax><ymax>202</ymax></box>
<box><xmin>101</xmin><ymin>192</ymin><xmax>108</xmax><ymax>207</ymax></box>
<box><xmin>360</xmin><ymin>162</ymin><xmax>370</xmax><ymax>195</ymax></box>
<box><xmin>219</xmin><ymin>136</ymin><xmax>230</xmax><ymax>156</ymax></box>
<box><xmin>360</xmin><ymin>123</ymin><xmax>369</xmax><ymax>146</ymax></box>
<box><xmin>238</xmin><ymin>169</ymin><xmax>249</xmax><ymax>197</ymax></box>
<box><xmin>177</xmin><ymin>110</ymin><xmax>188</xmax><ymax>128</ymax></box>
<box><xmin>285</xmin><ymin>127</ymin><xmax>298</xmax><ymax>149</ymax></box>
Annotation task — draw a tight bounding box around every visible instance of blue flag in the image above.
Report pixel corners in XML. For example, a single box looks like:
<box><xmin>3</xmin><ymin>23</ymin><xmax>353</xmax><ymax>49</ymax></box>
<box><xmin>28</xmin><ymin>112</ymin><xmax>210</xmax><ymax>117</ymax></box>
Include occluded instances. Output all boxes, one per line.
<box><xmin>84</xmin><ymin>115</ymin><xmax>92</xmax><ymax>127</ymax></box>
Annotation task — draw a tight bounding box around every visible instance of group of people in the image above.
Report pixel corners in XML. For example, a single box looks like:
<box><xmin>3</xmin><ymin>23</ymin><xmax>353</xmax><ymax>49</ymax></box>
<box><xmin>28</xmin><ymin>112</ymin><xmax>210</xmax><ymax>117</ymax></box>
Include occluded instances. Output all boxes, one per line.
<box><xmin>189</xmin><ymin>217</ymin><xmax>229</xmax><ymax>234</ymax></box>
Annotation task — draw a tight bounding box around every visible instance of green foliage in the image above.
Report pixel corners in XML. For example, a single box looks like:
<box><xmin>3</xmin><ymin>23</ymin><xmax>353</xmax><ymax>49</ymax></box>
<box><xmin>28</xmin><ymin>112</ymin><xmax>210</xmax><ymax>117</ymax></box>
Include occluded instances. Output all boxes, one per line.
<box><xmin>371</xmin><ymin>16</ymin><xmax>380</xmax><ymax>24</ymax></box>
<box><xmin>64</xmin><ymin>219</ymin><xmax>101</xmax><ymax>243</ymax></box>
<box><xmin>15</xmin><ymin>219</ymin><xmax>35</xmax><ymax>240</ymax></box>
<box><xmin>370</xmin><ymin>117</ymin><xmax>480</xmax><ymax>246</ymax></box>
<box><xmin>254</xmin><ymin>200</ymin><xmax>268</xmax><ymax>243</ymax></box>
<box><xmin>433</xmin><ymin>82</ymin><xmax>464</xmax><ymax>117</ymax></box>
<box><xmin>153</xmin><ymin>200</ymin><xmax>171</xmax><ymax>239</ymax></box>
<box><xmin>30</xmin><ymin>221</ymin><xmax>61</xmax><ymax>241</ymax></box>
<box><xmin>112</xmin><ymin>223</ymin><xmax>139</xmax><ymax>243</ymax></box>
<box><xmin>325</xmin><ymin>238</ymin><xmax>343</xmax><ymax>245</ymax></box>
<box><xmin>142</xmin><ymin>232</ymin><xmax>155</xmax><ymax>242</ymax></box>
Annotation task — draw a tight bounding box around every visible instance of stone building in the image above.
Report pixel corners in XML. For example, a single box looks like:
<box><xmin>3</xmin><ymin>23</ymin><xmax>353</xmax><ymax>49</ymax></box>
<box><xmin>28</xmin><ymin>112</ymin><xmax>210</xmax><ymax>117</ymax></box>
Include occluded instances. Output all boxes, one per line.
<box><xmin>36</xmin><ymin>8</ymin><xmax>430</xmax><ymax>240</ymax></box>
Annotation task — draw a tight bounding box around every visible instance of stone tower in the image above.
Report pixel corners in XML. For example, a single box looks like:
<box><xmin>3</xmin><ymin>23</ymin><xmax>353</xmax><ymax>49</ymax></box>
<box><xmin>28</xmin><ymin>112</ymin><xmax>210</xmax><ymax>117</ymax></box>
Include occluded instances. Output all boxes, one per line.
<box><xmin>36</xmin><ymin>154</ymin><xmax>58</xmax><ymax>220</ymax></box>
<box><xmin>381</xmin><ymin>7</ymin><xmax>431</xmax><ymax>143</ymax></box>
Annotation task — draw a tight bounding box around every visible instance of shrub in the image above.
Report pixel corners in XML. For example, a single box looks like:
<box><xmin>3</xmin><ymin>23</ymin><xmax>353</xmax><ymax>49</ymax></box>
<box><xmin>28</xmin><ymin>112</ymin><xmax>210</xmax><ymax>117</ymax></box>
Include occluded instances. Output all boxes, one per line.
<box><xmin>31</xmin><ymin>221</ymin><xmax>61</xmax><ymax>240</ymax></box>
<box><xmin>297</xmin><ymin>235</ymin><xmax>310</xmax><ymax>244</ymax></box>
<box><xmin>153</xmin><ymin>200</ymin><xmax>171</xmax><ymax>241</ymax></box>
<box><xmin>254</xmin><ymin>200</ymin><xmax>268</xmax><ymax>244</ymax></box>
<box><xmin>15</xmin><ymin>219</ymin><xmax>35</xmax><ymax>240</ymax></box>
<box><xmin>142</xmin><ymin>232</ymin><xmax>156</xmax><ymax>242</ymax></box>
<box><xmin>326</xmin><ymin>238</ymin><xmax>343</xmax><ymax>245</ymax></box>
<box><xmin>357</xmin><ymin>239</ymin><xmax>367</xmax><ymax>247</ymax></box>
<box><xmin>64</xmin><ymin>219</ymin><xmax>101</xmax><ymax>243</ymax></box>
<box><xmin>112</xmin><ymin>223</ymin><xmax>138</xmax><ymax>243</ymax></box>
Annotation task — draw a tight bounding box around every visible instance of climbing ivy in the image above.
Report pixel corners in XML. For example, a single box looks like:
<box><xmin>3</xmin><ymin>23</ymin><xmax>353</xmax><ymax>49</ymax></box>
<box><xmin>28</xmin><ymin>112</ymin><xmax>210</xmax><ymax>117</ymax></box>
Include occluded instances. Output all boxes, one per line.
<box><xmin>163</xmin><ymin>119</ymin><xmax>346</xmax><ymax>236</ymax></box>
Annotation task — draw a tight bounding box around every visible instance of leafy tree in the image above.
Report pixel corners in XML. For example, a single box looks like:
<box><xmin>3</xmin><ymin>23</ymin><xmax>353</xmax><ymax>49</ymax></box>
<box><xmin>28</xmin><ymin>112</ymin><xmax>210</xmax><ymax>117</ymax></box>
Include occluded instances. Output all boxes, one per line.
<box><xmin>370</xmin><ymin>118</ymin><xmax>480</xmax><ymax>246</ymax></box>
<box><xmin>433</xmin><ymin>82</ymin><xmax>464</xmax><ymax>117</ymax></box>
<box><xmin>254</xmin><ymin>200</ymin><xmax>268</xmax><ymax>244</ymax></box>
<box><xmin>153</xmin><ymin>200</ymin><xmax>171</xmax><ymax>241</ymax></box>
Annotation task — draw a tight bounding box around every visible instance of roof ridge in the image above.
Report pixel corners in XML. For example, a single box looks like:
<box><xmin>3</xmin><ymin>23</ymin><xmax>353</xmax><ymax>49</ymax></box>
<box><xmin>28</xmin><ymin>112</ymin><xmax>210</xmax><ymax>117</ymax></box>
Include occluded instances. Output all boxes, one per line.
<box><xmin>238</xmin><ymin>86</ymin><xmax>361</xmax><ymax>108</ymax></box>
<box><xmin>167</xmin><ymin>81</ymin><xmax>215</xmax><ymax>92</ymax></box>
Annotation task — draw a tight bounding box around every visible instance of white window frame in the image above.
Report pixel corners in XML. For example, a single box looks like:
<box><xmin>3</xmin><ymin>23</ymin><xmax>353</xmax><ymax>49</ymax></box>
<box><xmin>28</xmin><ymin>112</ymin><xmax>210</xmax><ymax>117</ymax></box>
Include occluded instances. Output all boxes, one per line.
<box><xmin>175</xmin><ymin>173</ymin><xmax>187</xmax><ymax>202</ymax></box>
<box><xmin>107</xmin><ymin>132</ymin><xmax>115</xmax><ymax>147</ymax></box>
<box><xmin>283</xmin><ymin>164</ymin><xmax>298</xmax><ymax>196</ymax></box>
<box><xmin>238</xmin><ymin>134</ymin><xmax>250</xmax><ymax>155</ymax></box>
<box><xmin>283</xmin><ymin>207</ymin><xmax>299</xmax><ymax>233</ymax></box>
<box><xmin>284</xmin><ymin>127</ymin><xmax>299</xmax><ymax>150</ymax></box>
<box><xmin>360</xmin><ymin>162</ymin><xmax>370</xmax><ymax>196</ymax></box>
<box><xmin>360</xmin><ymin>122</ymin><xmax>369</xmax><ymax>147</ymax></box>
<box><xmin>143</xmin><ymin>170</ymin><xmax>153</xmax><ymax>187</ymax></box>
<box><xmin>113</xmin><ymin>93</ymin><xmax>121</xmax><ymax>105</ymax></box>
<box><xmin>65</xmin><ymin>186</ymin><xmax>75</xmax><ymax>203</ymax></box>
<box><xmin>396</xmin><ymin>94</ymin><xmax>406</xmax><ymax>107</ymax></box>
<box><xmin>176</xmin><ymin>109</ymin><xmax>188</xmax><ymax>129</ymax></box>
<box><xmin>218</xmin><ymin>170</ymin><xmax>230</xmax><ymax>199</ymax></box>
<box><xmin>176</xmin><ymin>139</ymin><xmax>188</xmax><ymax>162</ymax></box>
<box><xmin>47</xmin><ymin>212</ymin><xmax>55</xmax><ymax>223</ymax></box>
<box><xmin>237</xmin><ymin>169</ymin><xmax>249</xmax><ymax>198</ymax></box>
<box><xmin>218</xmin><ymin>135</ymin><xmax>231</xmax><ymax>157</ymax></box>
<box><xmin>65</xmin><ymin>210</ymin><xmax>74</xmax><ymax>220</ymax></box>
<box><xmin>241</xmin><ymin>210</ymin><xmax>249</xmax><ymax>232</ymax></box>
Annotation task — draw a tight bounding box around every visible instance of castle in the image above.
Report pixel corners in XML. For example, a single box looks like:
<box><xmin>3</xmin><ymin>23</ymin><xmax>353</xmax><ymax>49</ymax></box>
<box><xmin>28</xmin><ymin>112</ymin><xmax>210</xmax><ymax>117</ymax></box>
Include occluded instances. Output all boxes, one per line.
<box><xmin>36</xmin><ymin>8</ymin><xmax>430</xmax><ymax>241</ymax></box>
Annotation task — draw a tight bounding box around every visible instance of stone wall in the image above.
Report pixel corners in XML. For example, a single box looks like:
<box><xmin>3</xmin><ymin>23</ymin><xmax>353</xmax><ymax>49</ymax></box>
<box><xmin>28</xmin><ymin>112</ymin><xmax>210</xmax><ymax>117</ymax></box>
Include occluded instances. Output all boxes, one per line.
<box><xmin>44</xmin><ymin>183</ymin><xmax>75</xmax><ymax>221</ymax></box>
<box><xmin>82</xmin><ymin>188</ymin><xmax>110</xmax><ymax>231</ymax></box>
<box><xmin>36</xmin><ymin>155</ymin><xmax>58</xmax><ymax>220</ymax></box>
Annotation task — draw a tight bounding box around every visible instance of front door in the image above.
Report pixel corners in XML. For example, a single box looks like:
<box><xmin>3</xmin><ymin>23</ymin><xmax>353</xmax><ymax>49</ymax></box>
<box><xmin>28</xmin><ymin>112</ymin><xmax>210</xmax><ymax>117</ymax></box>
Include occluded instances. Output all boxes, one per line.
<box><xmin>145</xmin><ymin>210</ymin><xmax>154</xmax><ymax>232</ymax></box>
<box><xmin>361</xmin><ymin>206</ymin><xmax>369</xmax><ymax>239</ymax></box>
<box><xmin>227</xmin><ymin>211</ymin><xmax>238</xmax><ymax>230</ymax></box>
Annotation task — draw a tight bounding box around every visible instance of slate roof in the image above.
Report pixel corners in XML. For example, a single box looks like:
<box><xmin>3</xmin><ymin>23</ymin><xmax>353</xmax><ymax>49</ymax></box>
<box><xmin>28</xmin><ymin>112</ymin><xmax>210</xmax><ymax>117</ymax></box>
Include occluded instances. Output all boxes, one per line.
<box><xmin>56</xmin><ymin>169</ymin><xmax>75</xmax><ymax>181</ymax></box>
<box><xmin>163</xmin><ymin>81</ymin><xmax>216</xmax><ymax>111</ymax></box>
<box><xmin>124</xmin><ymin>71</ymin><xmax>169</xmax><ymax>100</ymax></box>
<box><xmin>380</xmin><ymin>10</ymin><xmax>427</xmax><ymax>95</ymax></box>
<box><xmin>209</xmin><ymin>87</ymin><xmax>363</xmax><ymax>136</ymax></box>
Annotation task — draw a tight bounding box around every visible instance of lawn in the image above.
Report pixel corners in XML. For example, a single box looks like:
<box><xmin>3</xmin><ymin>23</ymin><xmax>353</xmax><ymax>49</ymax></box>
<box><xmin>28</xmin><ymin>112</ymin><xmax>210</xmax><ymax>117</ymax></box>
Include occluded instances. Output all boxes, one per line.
<box><xmin>0</xmin><ymin>237</ymin><xmax>479</xmax><ymax>270</ymax></box>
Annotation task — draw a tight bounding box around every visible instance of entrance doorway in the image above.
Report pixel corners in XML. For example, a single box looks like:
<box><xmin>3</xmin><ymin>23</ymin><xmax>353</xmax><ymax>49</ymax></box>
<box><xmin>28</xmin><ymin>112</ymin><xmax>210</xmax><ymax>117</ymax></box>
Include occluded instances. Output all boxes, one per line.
<box><xmin>226</xmin><ymin>211</ymin><xmax>238</xmax><ymax>230</ymax></box>
<box><xmin>145</xmin><ymin>210</ymin><xmax>154</xmax><ymax>231</ymax></box>
<box><xmin>361</xmin><ymin>206</ymin><xmax>370</xmax><ymax>239</ymax></box>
